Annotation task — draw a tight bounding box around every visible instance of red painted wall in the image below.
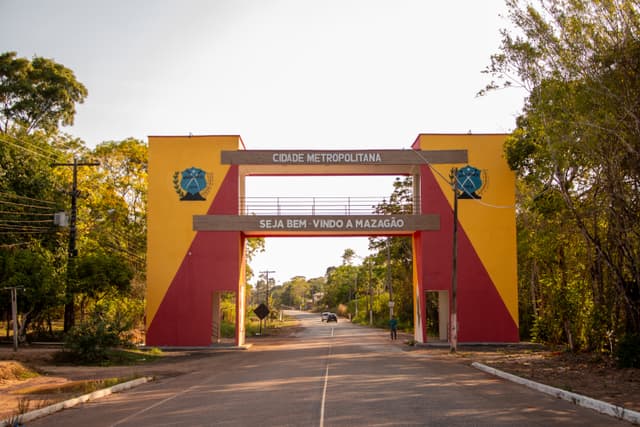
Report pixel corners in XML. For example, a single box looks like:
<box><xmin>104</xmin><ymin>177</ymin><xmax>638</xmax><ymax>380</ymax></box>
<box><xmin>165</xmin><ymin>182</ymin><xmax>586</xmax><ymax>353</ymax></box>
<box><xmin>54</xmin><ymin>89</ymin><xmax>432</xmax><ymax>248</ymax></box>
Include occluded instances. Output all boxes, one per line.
<box><xmin>417</xmin><ymin>165</ymin><xmax>518</xmax><ymax>342</ymax></box>
<box><xmin>146</xmin><ymin>166</ymin><xmax>242</xmax><ymax>346</ymax></box>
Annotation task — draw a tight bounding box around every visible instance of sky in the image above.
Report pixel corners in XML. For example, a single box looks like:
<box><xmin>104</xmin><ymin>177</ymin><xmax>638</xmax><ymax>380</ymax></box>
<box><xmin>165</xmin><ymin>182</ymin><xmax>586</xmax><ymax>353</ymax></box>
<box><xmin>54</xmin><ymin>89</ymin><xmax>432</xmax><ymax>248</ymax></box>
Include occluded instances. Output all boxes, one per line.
<box><xmin>0</xmin><ymin>0</ymin><xmax>525</xmax><ymax>285</ymax></box>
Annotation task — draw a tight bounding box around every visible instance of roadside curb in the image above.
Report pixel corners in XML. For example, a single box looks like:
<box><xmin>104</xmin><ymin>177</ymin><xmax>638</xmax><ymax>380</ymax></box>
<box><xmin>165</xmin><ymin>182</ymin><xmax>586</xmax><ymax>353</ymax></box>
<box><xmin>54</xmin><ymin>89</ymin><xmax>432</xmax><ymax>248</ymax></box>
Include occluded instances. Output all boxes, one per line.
<box><xmin>1</xmin><ymin>376</ymin><xmax>154</xmax><ymax>426</ymax></box>
<box><xmin>149</xmin><ymin>344</ymin><xmax>253</xmax><ymax>351</ymax></box>
<box><xmin>472</xmin><ymin>362</ymin><xmax>640</xmax><ymax>425</ymax></box>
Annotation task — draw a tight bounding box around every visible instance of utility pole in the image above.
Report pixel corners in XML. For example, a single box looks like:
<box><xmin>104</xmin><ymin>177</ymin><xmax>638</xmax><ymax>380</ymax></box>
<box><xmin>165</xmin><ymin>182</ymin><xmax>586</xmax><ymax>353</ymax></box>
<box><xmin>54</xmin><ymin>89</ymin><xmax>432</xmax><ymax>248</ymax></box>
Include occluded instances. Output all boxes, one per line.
<box><xmin>386</xmin><ymin>238</ymin><xmax>394</xmax><ymax>319</ymax></box>
<box><xmin>368</xmin><ymin>260</ymin><xmax>373</xmax><ymax>326</ymax></box>
<box><xmin>260</xmin><ymin>270</ymin><xmax>275</xmax><ymax>306</ymax></box>
<box><xmin>3</xmin><ymin>287</ymin><xmax>23</xmax><ymax>351</ymax></box>
<box><xmin>450</xmin><ymin>167</ymin><xmax>459</xmax><ymax>353</ymax></box>
<box><xmin>354</xmin><ymin>272</ymin><xmax>358</xmax><ymax>318</ymax></box>
<box><xmin>52</xmin><ymin>157</ymin><xmax>100</xmax><ymax>332</ymax></box>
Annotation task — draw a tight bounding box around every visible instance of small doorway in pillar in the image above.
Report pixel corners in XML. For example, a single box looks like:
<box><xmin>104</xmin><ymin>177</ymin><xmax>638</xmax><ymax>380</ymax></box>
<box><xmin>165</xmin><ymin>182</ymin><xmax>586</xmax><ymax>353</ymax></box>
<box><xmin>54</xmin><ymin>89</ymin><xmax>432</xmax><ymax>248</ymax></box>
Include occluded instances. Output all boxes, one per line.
<box><xmin>426</xmin><ymin>291</ymin><xmax>449</xmax><ymax>342</ymax></box>
<box><xmin>211</xmin><ymin>291</ymin><xmax>237</xmax><ymax>345</ymax></box>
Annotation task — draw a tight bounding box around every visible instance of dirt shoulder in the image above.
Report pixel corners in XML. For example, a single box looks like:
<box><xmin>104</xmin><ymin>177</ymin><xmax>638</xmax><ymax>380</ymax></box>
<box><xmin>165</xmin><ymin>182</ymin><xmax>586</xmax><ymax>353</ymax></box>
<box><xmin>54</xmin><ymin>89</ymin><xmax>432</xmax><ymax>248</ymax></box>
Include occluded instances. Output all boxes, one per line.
<box><xmin>0</xmin><ymin>345</ymin><xmax>225</xmax><ymax>421</ymax></box>
<box><xmin>1</xmin><ymin>339</ymin><xmax>638</xmax><ymax>421</ymax></box>
<box><xmin>396</xmin><ymin>334</ymin><xmax>638</xmax><ymax>414</ymax></box>
<box><xmin>450</xmin><ymin>344</ymin><xmax>639</xmax><ymax>413</ymax></box>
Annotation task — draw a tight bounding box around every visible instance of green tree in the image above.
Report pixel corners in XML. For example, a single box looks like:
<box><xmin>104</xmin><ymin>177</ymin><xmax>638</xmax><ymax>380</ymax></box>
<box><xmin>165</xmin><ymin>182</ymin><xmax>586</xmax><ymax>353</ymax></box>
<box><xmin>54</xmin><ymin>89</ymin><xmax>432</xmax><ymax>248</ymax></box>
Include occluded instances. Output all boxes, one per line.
<box><xmin>341</xmin><ymin>248</ymin><xmax>356</xmax><ymax>265</ymax></box>
<box><xmin>278</xmin><ymin>276</ymin><xmax>310</xmax><ymax>309</ymax></box>
<box><xmin>483</xmin><ymin>0</ymin><xmax>640</xmax><ymax>352</ymax></box>
<box><xmin>0</xmin><ymin>53</ymin><xmax>92</xmax><ymax>339</ymax></box>
<box><xmin>75</xmin><ymin>251</ymin><xmax>133</xmax><ymax>301</ymax></box>
<box><xmin>245</xmin><ymin>237</ymin><xmax>265</xmax><ymax>283</ymax></box>
<box><xmin>0</xmin><ymin>52</ymin><xmax>88</xmax><ymax>134</ymax></box>
<box><xmin>0</xmin><ymin>131</ymin><xmax>71</xmax><ymax>249</ymax></box>
<box><xmin>80</xmin><ymin>139</ymin><xmax>148</xmax><ymax>283</ymax></box>
<box><xmin>370</xmin><ymin>176</ymin><xmax>415</xmax><ymax>325</ymax></box>
<box><xmin>324</xmin><ymin>265</ymin><xmax>358</xmax><ymax>312</ymax></box>
<box><xmin>0</xmin><ymin>245</ymin><xmax>64</xmax><ymax>340</ymax></box>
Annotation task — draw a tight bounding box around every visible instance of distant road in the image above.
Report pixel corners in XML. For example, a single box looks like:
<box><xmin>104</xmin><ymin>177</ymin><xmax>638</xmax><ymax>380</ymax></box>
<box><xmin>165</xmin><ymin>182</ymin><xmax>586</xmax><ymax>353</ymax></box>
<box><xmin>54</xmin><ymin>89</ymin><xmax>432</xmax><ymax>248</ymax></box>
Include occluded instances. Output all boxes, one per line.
<box><xmin>29</xmin><ymin>310</ymin><xmax>628</xmax><ymax>426</ymax></box>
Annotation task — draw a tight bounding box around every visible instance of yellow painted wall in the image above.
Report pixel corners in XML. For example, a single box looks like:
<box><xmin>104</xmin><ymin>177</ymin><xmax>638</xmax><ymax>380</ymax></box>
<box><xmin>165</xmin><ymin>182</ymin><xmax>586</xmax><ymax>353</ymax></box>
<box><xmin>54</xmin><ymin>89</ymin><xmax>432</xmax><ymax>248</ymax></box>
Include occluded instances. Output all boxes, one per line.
<box><xmin>414</xmin><ymin>134</ymin><xmax>518</xmax><ymax>326</ymax></box>
<box><xmin>146</xmin><ymin>135</ymin><xmax>243</xmax><ymax>328</ymax></box>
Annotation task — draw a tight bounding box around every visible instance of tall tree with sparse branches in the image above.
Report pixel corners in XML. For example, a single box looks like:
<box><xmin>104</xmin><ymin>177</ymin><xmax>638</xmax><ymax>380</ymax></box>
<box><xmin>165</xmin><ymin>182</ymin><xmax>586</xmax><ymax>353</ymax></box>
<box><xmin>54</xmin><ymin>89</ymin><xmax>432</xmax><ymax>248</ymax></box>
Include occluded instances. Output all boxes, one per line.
<box><xmin>483</xmin><ymin>0</ymin><xmax>640</xmax><ymax>355</ymax></box>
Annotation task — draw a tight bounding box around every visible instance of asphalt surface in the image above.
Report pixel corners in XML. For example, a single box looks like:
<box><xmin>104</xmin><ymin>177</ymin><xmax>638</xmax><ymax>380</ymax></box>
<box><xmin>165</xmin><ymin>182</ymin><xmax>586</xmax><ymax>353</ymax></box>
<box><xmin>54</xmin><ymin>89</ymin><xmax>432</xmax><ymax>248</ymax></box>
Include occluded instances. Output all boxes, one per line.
<box><xmin>26</xmin><ymin>310</ymin><xmax>631</xmax><ymax>426</ymax></box>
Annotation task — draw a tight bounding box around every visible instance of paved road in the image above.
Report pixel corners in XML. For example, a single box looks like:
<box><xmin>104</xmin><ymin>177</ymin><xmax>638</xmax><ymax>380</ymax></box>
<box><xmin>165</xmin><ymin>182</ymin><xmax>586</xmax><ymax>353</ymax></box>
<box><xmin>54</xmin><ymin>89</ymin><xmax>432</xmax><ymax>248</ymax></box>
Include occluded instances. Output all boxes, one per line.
<box><xmin>29</xmin><ymin>310</ymin><xmax>630</xmax><ymax>426</ymax></box>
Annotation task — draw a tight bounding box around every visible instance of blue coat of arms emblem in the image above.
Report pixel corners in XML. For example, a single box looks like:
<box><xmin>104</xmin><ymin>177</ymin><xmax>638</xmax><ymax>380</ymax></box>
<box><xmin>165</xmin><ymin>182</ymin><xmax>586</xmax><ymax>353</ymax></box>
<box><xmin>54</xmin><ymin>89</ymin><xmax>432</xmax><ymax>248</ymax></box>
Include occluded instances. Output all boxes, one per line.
<box><xmin>173</xmin><ymin>167</ymin><xmax>213</xmax><ymax>201</ymax></box>
<box><xmin>456</xmin><ymin>165</ymin><xmax>484</xmax><ymax>199</ymax></box>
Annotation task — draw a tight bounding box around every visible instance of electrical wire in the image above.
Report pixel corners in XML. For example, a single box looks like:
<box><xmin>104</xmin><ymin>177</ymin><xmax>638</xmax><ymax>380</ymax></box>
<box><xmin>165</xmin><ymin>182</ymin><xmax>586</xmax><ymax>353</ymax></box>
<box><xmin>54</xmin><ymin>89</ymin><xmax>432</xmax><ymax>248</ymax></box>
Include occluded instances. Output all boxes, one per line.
<box><xmin>0</xmin><ymin>210</ymin><xmax>53</xmax><ymax>217</ymax></box>
<box><xmin>0</xmin><ymin>191</ymin><xmax>57</xmax><ymax>206</ymax></box>
<box><xmin>0</xmin><ymin>242</ymin><xmax>33</xmax><ymax>248</ymax></box>
<box><xmin>0</xmin><ymin>225</ymin><xmax>53</xmax><ymax>234</ymax></box>
<box><xmin>0</xmin><ymin>231</ymin><xmax>49</xmax><ymax>235</ymax></box>
<box><xmin>0</xmin><ymin>219</ymin><xmax>52</xmax><ymax>224</ymax></box>
<box><xmin>0</xmin><ymin>223</ymin><xmax>51</xmax><ymax>230</ymax></box>
<box><xmin>0</xmin><ymin>136</ymin><xmax>57</xmax><ymax>160</ymax></box>
<box><xmin>411</xmin><ymin>149</ymin><xmax>516</xmax><ymax>209</ymax></box>
<box><xmin>0</xmin><ymin>199</ymin><xmax>55</xmax><ymax>211</ymax></box>
<box><xmin>1</xmin><ymin>134</ymin><xmax>62</xmax><ymax>161</ymax></box>
<box><xmin>102</xmin><ymin>230</ymin><xmax>145</xmax><ymax>256</ymax></box>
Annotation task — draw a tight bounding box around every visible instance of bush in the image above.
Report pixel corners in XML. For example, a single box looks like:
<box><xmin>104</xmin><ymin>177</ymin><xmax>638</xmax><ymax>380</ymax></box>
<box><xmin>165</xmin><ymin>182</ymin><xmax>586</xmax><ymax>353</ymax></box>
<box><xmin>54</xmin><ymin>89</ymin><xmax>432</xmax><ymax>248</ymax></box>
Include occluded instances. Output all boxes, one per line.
<box><xmin>62</xmin><ymin>300</ymin><xmax>139</xmax><ymax>363</ymax></box>
<box><xmin>615</xmin><ymin>333</ymin><xmax>640</xmax><ymax>368</ymax></box>
<box><xmin>63</xmin><ymin>315</ymin><xmax>122</xmax><ymax>363</ymax></box>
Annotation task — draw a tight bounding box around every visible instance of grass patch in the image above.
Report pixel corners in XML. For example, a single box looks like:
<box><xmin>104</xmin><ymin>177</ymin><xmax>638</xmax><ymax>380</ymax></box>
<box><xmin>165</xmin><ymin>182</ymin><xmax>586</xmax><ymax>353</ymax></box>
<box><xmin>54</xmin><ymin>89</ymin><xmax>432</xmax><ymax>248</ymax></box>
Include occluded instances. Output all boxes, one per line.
<box><xmin>246</xmin><ymin>314</ymin><xmax>300</xmax><ymax>336</ymax></box>
<box><xmin>219</xmin><ymin>313</ymin><xmax>300</xmax><ymax>337</ymax></box>
<box><xmin>53</xmin><ymin>347</ymin><xmax>163</xmax><ymax>366</ymax></box>
<box><xmin>102</xmin><ymin>348</ymin><xmax>163</xmax><ymax>365</ymax></box>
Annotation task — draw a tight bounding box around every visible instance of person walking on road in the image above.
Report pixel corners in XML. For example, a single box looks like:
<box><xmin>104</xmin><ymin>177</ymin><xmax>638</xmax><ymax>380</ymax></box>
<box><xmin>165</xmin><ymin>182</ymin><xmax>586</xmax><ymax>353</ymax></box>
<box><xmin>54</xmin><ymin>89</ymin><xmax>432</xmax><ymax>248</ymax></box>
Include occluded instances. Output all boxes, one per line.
<box><xmin>389</xmin><ymin>316</ymin><xmax>398</xmax><ymax>340</ymax></box>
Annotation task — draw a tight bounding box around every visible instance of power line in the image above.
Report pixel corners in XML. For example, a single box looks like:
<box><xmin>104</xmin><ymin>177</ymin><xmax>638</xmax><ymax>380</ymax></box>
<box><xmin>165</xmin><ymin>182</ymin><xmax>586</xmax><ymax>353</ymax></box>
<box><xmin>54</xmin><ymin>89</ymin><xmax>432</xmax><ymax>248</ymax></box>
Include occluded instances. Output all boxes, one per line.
<box><xmin>1</xmin><ymin>134</ymin><xmax>62</xmax><ymax>160</ymax></box>
<box><xmin>0</xmin><ymin>223</ymin><xmax>51</xmax><ymax>229</ymax></box>
<box><xmin>0</xmin><ymin>136</ymin><xmax>57</xmax><ymax>160</ymax></box>
<box><xmin>0</xmin><ymin>230</ymin><xmax>54</xmax><ymax>234</ymax></box>
<box><xmin>106</xmin><ymin>229</ymin><xmax>145</xmax><ymax>251</ymax></box>
<box><xmin>0</xmin><ymin>219</ymin><xmax>52</xmax><ymax>224</ymax></box>
<box><xmin>0</xmin><ymin>210</ymin><xmax>53</xmax><ymax>217</ymax></box>
<box><xmin>104</xmin><ymin>241</ymin><xmax>145</xmax><ymax>261</ymax></box>
<box><xmin>0</xmin><ymin>191</ymin><xmax>57</xmax><ymax>205</ymax></box>
<box><xmin>0</xmin><ymin>242</ymin><xmax>33</xmax><ymax>248</ymax></box>
<box><xmin>411</xmin><ymin>149</ymin><xmax>515</xmax><ymax>209</ymax></box>
<box><xmin>0</xmin><ymin>199</ymin><xmax>55</xmax><ymax>211</ymax></box>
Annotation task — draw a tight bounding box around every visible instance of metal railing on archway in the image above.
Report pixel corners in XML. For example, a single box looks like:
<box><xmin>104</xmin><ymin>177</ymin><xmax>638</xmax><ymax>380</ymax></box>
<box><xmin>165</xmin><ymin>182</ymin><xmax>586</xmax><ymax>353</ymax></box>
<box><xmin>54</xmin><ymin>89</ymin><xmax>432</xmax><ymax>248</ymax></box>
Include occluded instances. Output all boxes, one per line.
<box><xmin>240</xmin><ymin>196</ymin><xmax>416</xmax><ymax>216</ymax></box>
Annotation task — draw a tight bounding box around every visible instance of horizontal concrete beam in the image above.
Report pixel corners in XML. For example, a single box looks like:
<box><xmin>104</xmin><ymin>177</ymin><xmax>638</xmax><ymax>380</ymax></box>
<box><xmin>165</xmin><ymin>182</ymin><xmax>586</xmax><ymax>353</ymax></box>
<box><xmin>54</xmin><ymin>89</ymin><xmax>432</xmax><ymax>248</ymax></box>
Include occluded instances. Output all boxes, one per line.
<box><xmin>193</xmin><ymin>214</ymin><xmax>439</xmax><ymax>235</ymax></box>
<box><xmin>221</xmin><ymin>149</ymin><xmax>467</xmax><ymax>165</ymax></box>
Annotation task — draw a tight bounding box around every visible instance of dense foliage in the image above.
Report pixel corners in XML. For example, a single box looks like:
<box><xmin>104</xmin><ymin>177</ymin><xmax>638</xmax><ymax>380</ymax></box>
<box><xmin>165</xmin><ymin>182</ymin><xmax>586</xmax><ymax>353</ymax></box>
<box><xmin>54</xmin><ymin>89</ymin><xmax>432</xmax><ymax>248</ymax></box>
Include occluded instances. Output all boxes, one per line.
<box><xmin>484</xmin><ymin>0</ymin><xmax>640</xmax><ymax>361</ymax></box>
<box><xmin>0</xmin><ymin>52</ymin><xmax>146</xmax><ymax>343</ymax></box>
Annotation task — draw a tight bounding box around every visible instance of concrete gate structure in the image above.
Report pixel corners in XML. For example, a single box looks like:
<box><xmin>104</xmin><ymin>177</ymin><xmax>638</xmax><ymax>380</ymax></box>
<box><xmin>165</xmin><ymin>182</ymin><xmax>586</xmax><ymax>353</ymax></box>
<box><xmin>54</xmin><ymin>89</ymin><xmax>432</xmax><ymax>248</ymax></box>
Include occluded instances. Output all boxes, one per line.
<box><xmin>145</xmin><ymin>134</ymin><xmax>518</xmax><ymax>347</ymax></box>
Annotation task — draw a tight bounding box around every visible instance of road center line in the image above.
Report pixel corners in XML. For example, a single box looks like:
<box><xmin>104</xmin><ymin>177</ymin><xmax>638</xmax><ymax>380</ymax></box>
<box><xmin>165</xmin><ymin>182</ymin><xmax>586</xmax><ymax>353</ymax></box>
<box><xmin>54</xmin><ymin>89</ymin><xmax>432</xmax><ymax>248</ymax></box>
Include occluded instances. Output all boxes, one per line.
<box><xmin>319</xmin><ymin>339</ymin><xmax>333</xmax><ymax>427</ymax></box>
